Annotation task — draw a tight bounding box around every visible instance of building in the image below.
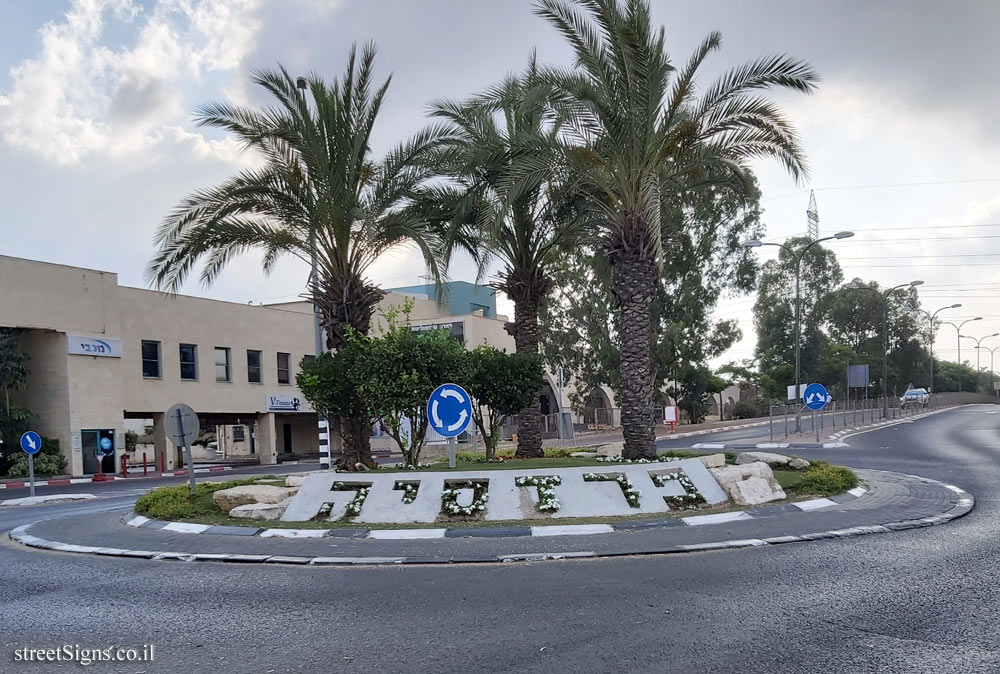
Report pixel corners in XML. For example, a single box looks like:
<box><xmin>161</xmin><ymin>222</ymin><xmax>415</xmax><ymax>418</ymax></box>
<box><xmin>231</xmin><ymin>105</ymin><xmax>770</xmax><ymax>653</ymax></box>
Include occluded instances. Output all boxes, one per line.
<box><xmin>0</xmin><ymin>255</ymin><xmax>621</xmax><ymax>476</ymax></box>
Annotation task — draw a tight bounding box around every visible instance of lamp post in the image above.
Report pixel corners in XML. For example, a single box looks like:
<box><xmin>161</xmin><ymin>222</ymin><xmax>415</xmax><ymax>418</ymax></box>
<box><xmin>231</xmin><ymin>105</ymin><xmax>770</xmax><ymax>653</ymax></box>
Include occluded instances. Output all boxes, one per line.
<box><xmin>297</xmin><ymin>75</ymin><xmax>332</xmax><ymax>468</ymax></box>
<box><xmin>942</xmin><ymin>317</ymin><xmax>983</xmax><ymax>392</ymax></box>
<box><xmin>743</xmin><ymin>231</ymin><xmax>854</xmax><ymax>429</ymax></box>
<box><xmin>960</xmin><ymin>333</ymin><xmax>999</xmax><ymax>392</ymax></box>
<box><xmin>910</xmin><ymin>303</ymin><xmax>961</xmax><ymax>393</ymax></box>
<box><xmin>845</xmin><ymin>280</ymin><xmax>923</xmax><ymax>418</ymax></box>
<box><xmin>976</xmin><ymin>345</ymin><xmax>1000</xmax><ymax>396</ymax></box>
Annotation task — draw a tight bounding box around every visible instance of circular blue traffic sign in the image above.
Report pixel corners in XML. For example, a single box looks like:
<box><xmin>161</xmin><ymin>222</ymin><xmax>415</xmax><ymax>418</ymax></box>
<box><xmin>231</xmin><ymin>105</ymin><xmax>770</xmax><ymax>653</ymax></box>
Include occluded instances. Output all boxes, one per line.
<box><xmin>19</xmin><ymin>431</ymin><xmax>42</xmax><ymax>455</ymax></box>
<box><xmin>99</xmin><ymin>436</ymin><xmax>113</xmax><ymax>453</ymax></box>
<box><xmin>427</xmin><ymin>383</ymin><xmax>473</xmax><ymax>438</ymax></box>
<box><xmin>803</xmin><ymin>383</ymin><xmax>830</xmax><ymax>411</ymax></box>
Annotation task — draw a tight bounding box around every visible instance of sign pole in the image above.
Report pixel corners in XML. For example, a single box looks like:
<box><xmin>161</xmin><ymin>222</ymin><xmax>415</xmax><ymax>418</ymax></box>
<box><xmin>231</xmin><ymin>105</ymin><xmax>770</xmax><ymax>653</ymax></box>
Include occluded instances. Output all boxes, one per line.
<box><xmin>28</xmin><ymin>453</ymin><xmax>35</xmax><ymax>497</ymax></box>
<box><xmin>177</xmin><ymin>407</ymin><xmax>196</xmax><ymax>490</ymax></box>
<box><xmin>448</xmin><ymin>436</ymin><xmax>457</xmax><ymax>469</ymax></box>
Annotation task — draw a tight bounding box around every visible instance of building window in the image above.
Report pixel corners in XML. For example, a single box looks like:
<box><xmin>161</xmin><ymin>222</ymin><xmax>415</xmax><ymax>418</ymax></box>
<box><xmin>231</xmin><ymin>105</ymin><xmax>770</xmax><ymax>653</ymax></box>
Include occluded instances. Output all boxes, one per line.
<box><xmin>179</xmin><ymin>344</ymin><xmax>198</xmax><ymax>380</ymax></box>
<box><xmin>215</xmin><ymin>347</ymin><xmax>231</xmax><ymax>382</ymax></box>
<box><xmin>247</xmin><ymin>350</ymin><xmax>262</xmax><ymax>383</ymax></box>
<box><xmin>232</xmin><ymin>425</ymin><xmax>245</xmax><ymax>442</ymax></box>
<box><xmin>277</xmin><ymin>352</ymin><xmax>291</xmax><ymax>384</ymax></box>
<box><xmin>141</xmin><ymin>340</ymin><xmax>161</xmax><ymax>378</ymax></box>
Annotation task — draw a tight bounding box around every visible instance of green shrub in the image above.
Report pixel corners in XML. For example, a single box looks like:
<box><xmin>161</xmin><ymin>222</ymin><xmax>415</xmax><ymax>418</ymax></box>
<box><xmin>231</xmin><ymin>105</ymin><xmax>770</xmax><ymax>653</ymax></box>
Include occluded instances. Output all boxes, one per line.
<box><xmin>795</xmin><ymin>461</ymin><xmax>858</xmax><ymax>495</ymax></box>
<box><xmin>730</xmin><ymin>399</ymin><xmax>769</xmax><ymax>420</ymax></box>
<box><xmin>134</xmin><ymin>477</ymin><xmax>273</xmax><ymax>519</ymax></box>
<box><xmin>6</xmin><ymin>452</ymin><xmax>67</xmax><ymax>477</ymax></box>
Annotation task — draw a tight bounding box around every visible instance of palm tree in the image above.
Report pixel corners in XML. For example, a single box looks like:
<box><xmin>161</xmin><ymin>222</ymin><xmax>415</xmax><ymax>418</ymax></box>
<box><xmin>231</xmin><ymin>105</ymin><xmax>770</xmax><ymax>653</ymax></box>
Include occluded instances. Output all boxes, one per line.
<box><xmin>535</xmin><ymin>0</ymin><xmax>818</xmax><ymax>458</ymax></box>
<box><xmin>426</xmin><ymin>57</ymin><xmax>583</xmax><ymax>458</ymax></box>
<box><xmin>146</xmin><ymin>44</ymin><xmax>450</xmax><ymax>467</ymax></box>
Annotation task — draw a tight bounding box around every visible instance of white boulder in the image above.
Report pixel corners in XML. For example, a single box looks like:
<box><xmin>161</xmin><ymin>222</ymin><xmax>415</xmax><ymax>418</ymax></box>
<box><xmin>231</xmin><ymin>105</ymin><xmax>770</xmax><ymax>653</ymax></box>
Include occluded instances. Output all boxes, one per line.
<box><xmin>213</xmin><ymin>485</ymin><xmax>298</xmax><ymax>513</ymax></box>
<box><xmin>735</xmin><ymin>451</ymin><xmax>791</xmax><ymax>466</ymax></box>
<box><xmin>597</xmin><ymin>442</ymin><xmax>623</xmax><ymax>458</ymax></box>
<box><xmin>789</xmin><ymin>458</ymin><xmax>811</xmax><ymax>470</ymax></box>
<box><xmin>697</xmin><ymin>453</ymin><xmax>726</xmax><ymax>468</ymax></box>
<box><xmin>229</xmin><ymin>498</ymin><xmax>293</xmax><ymax>521</ymax></box>
<box><xmin>570</xmin><ymin>451</ymin><xmax>599</xmax><ymax>459</ymax></box>
<box><xmin>728</xmin><ymin>476</ymin><xmax>786</xmax><ymax>506</ymax></box>
<box><xmin>284</xmin><ymin>472</ymin><xmax>314</xmax><ymax>488</ymax></box>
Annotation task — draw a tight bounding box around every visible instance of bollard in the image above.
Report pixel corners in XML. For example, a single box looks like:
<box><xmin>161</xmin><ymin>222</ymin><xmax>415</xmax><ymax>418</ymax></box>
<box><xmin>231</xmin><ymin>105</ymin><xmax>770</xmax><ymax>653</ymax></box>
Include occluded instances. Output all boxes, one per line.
<box><xmin>121</xmin><ymin>454</ymin><xmax>128</xmax><ymax>477</ymax></box>
<box><xmin>142</xmin><ymin>451</ymin><xmax>148</xmax><ymax>477</ymax></box>
<box><xmin>769</xmin><ymin>405</ymin><xmax>774</xmax><ymax>443</ymax></box>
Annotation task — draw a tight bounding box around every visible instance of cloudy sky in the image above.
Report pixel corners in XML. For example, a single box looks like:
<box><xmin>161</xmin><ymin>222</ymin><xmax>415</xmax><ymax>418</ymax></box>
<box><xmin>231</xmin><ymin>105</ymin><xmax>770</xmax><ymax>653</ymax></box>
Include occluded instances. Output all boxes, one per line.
<box><xmin>2</xmin><ymin>0</ymin><xmax>999</xmax><ymax>371</ymax></box>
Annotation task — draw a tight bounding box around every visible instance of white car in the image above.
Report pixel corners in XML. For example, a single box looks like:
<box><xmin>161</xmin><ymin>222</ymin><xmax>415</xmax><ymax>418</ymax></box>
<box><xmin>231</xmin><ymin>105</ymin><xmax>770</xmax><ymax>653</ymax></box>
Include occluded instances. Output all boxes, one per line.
<box><xmin>900</xmin><ymin>388</ymin><xmax>930</xmax><ymax>408</ymax></box>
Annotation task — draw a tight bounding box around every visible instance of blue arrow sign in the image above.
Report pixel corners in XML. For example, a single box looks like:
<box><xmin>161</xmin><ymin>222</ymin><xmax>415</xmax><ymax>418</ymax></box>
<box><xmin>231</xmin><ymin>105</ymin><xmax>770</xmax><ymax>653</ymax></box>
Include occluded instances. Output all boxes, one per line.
<box><xmin>99</xmin><ymin>436</ymin><xmax>113</xmax><ymax>453</ymax></box>
<box><xmin>19</xmin><ymin>431</ymin><xmax>42</xmax><ymax>455</ymax></box>
<box><xmin>803</xmin><ymin>383</ymin><xmax>831</xmax><ymax>411</ymax></box>
<box><xmin>427</xmin><ymin>383</ymin><xmax>473</xmax><ymax>438</ymax></box>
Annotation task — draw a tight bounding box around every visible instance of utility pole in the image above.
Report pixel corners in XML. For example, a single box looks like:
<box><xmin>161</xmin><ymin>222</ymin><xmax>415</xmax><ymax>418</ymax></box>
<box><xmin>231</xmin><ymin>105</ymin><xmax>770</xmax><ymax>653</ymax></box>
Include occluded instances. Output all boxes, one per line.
<box><xmin>943</xmin><ymin>317</ymin><xmax>982</xmax><ymax>392</ymax></box>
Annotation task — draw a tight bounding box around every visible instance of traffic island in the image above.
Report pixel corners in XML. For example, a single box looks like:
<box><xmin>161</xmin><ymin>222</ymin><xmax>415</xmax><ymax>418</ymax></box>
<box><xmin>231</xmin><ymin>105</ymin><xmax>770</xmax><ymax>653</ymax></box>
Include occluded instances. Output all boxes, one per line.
<box><xmin>8</xmin><ymin>468</ymin><xmax>973</xmax><ymax>565</ymax></box>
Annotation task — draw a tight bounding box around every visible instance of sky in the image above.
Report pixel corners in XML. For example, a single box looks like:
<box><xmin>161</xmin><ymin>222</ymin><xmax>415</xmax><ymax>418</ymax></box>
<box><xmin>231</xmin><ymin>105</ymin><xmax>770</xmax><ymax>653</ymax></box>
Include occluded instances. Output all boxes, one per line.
<box><xmin>2</xmin><ymin>0</ymin><xmax>999</xmax><ymax>373</ymax></box>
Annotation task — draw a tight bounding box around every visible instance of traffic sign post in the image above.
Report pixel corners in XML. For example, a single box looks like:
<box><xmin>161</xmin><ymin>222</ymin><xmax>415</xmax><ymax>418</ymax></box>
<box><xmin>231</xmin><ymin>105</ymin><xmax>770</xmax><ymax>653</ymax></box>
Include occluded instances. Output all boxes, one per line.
<box><xmin>165</xmin><ymin>403</ymin><xmax>200</xmax><ymax>490</ymax></box>
<box><xmin>802</xmin><ymin>383</ymin><xmax>831</xmax><ymax>442</ymax></box>
<box><xmin>426</xmin><ymin>384</ymin><xmax>473</xmax><ymax>469</ymax></box>
<box><xmin>20</xmin><ymin>431</ymin><xmax>42</xmax><ymax>497</ymax></box>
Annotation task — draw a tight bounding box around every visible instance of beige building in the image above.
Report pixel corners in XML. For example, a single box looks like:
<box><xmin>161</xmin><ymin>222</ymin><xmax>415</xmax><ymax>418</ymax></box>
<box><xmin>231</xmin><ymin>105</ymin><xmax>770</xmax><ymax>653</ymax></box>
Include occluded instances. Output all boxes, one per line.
<box><xmin>0</xmin><ymin>257</ymin><xmax>620</xmax><ymax>477</ymax></box>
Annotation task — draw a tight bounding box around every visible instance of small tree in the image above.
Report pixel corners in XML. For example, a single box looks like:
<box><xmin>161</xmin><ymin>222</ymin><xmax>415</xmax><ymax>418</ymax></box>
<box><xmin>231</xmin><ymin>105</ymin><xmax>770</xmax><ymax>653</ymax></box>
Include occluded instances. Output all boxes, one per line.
<box><xmin>0</xmin><ymin>328</ymin><xmax>34</xmax><ymax>474</ymax></box>
<box><xmin>465</xmin><ymin>346</ymin><xmax>544</xmax><ymax>460</ymax></box>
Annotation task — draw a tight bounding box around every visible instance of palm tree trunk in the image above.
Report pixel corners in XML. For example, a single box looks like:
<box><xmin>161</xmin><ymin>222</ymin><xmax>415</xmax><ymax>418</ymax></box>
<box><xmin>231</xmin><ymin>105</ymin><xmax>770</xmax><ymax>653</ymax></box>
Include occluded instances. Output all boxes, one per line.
<box><xmin>612</xmin><ymin>255</ymin><xmax>659</xmax><ymax>460</ymax></box>
<box><xmin>338</xmin><ymin>416</ymin><xmax>373</xmax><ymax>469</ymax></box>
<box><xmin>507</xmin><ymin>295</ymin><xmax>544</xmax><ymax>458</ymax></box>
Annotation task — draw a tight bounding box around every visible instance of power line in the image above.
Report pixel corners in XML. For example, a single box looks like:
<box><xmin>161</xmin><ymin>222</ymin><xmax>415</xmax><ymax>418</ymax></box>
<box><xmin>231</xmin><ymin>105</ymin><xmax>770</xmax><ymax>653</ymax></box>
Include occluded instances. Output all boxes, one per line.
<box><xmin>763</xmin><ymin>178</ymin><xmax>1000</xmax><ymax>202</ymax></box>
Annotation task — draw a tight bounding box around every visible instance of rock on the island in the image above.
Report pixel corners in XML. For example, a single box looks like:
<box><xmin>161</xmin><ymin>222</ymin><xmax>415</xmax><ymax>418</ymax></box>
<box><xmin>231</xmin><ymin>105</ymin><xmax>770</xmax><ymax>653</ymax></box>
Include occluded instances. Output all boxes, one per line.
<box><xmin>570</xmin><ymin>451</ymin><xmax>599</xmax><ymax>459</ymax></box>
<box><xmin>229</xmin><ymin>498</ymin><xmax>292</xmax><ymax>521</ymax></box>
<box><xmin>284</xmin><ymin>472</ymin><xmax>314</xmax><ymax>488</ymax></box>
<box><xmin>213</xmin><ymin>485</ymin><xmax>298</xmax><ymax>513</ymax></box>
<box><xmin>728</xmin><ymin>476</ymin><xmax>786</xmax><ymax>506</ymax></box>
<box><xmin>735</xmin><ymin>451</ymin><xmax>791</xmax><ymax>466</ymax></box>
<box><xmin>697</xmin><ymin>453</ymin><xmax>726</xmax><ymax>468</ymax></box>
<box><xmin>454</xmin><ymin>488</ymin><xmax>475</xmax><ymax>508</ymax></box>
<box><xmin>597</xmin><ymin>442</ymin><xmax>624</xmax><ymax>458</ymax></box>
<box><xmin>709</xmin><ymin>462</ymin><xmax>774</xmax><ymax>487</ymax></box>
<box><xmin>789</xmin><ymin>458</ymin><xmax>811</xmax><ymax>470</ymax></box>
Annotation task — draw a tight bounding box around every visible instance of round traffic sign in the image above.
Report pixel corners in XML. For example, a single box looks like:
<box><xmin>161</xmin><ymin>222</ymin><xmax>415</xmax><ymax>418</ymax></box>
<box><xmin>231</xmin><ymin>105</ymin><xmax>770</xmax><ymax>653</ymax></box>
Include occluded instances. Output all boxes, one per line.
<box><xmin>19</xmin><ymin>431</ymin><xmax>42</xmax><ymax>455</ymax></box>
<box><xmin>426</xmin><ymin>383</ymin><xmax>473</xmax><ymax>438</ymax></box>
<box><xmin>803</xmin><ymin>383</ymin><xmax>831</xmax><ymax>411</ymax></box>
<box><xmin>165</xmin><ymin>403</ymin><xmax>200</xmax><ymax>446</ymax></box>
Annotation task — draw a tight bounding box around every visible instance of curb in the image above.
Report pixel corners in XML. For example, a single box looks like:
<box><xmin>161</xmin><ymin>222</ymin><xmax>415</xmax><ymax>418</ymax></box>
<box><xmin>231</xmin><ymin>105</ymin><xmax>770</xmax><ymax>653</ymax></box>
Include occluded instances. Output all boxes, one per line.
<box><xmin>118</xmin><ymin>488</ymin><xmax>864</xmax><ymax>540</ymax></box>
<box><xmin>10</xmin><ymin>472</ymin><xmax>973</xmax><ymax>565</ymax></box>
<box><xmin>0</xmin><ymin>466</ymin><xmax>234</xmax><ymax>490</ymax></box>
<box><xmin>655</xmin><ymin>420</ymin><xmax>770</xmax><ymax>442</ymax></box>
<box><xmin>690</xmin><ymin>442</ymin><xmax>849</xmax><ymax>450</ymax></box>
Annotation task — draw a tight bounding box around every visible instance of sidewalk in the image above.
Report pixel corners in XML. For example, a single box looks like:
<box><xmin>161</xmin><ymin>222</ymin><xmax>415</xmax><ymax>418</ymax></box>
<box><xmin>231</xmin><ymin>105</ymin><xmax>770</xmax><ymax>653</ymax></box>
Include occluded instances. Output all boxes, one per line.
<box><xmin>10</xmin><ymin>469</ymin><xmax>973</xmax><ymax>565</ymax></box>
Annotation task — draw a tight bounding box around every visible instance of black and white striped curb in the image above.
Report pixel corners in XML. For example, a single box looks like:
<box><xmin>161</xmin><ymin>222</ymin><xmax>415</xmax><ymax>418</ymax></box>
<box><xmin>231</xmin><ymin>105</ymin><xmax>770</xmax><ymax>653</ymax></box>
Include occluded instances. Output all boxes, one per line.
<box><xmin>115</xmin><ymin>488</ymin><xmax>866</xmax><ymax>540</ymax></box>
<box><xmin>9</xmin><ymin>475</ymin><xmax>971</xmax><ymax>566</ymax></box>
<box><xmin>654</xmin><ymin>420</ymin><xmax>770</xmax><ymax>442</ymax></box>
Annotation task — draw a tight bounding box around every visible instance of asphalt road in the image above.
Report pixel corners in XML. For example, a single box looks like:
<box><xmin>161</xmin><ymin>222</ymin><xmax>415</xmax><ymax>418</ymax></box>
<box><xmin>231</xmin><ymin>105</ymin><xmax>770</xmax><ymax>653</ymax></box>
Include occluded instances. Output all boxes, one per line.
<box><xmin>2</xmin><ymin>406</ymin><xmax>999</xmax><ymax>673</ymax></box>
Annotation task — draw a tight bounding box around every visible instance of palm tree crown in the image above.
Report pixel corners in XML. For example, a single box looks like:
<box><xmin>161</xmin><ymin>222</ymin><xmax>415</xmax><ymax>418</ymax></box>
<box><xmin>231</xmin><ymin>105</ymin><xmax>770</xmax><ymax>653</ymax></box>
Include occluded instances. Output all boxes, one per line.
<box><xmin>146</xmin><ymin>43</ymin><xmax>450</xmax><ymax>349</ymax></box>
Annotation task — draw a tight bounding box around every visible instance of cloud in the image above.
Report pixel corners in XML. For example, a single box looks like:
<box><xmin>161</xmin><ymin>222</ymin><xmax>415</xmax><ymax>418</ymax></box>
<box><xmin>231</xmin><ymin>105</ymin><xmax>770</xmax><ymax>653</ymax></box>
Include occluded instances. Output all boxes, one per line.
<box><xmin>0</xmin><ymin>0</ymin><xmax>263</xmax><ymax>165</ymax></box>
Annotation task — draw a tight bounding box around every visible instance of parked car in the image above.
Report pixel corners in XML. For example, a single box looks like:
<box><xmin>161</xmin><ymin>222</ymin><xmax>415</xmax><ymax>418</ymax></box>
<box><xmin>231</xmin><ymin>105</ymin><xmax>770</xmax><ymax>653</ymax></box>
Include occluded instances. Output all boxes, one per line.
<box><xmin>900</xmin><ymin>388</ymin><xmax>930</xmax><ymax>408</ymax></box>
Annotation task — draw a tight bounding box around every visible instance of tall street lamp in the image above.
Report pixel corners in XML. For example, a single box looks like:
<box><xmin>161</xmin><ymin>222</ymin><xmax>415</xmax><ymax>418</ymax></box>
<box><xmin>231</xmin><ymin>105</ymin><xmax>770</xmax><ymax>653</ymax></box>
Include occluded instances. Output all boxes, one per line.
<box><xmin>976</xmin><ymin>344</ymin><xmax>1000</xmax><ymax>396</ymax></box>
<box><xmin>846</xmin><ymin>280</ymin><xmax>923</xmax><ymax>418</ymax></box>
<box><xmin>743</xmin><ymin>231</ymin><xmax>854</xmax><ymax>429</ymax></box>
<box><xmin>942</xmin><ymin>317</ymin><xmax>983</xmax><ymax>392</ymax></box>
<box><xmin>961</xmin><ymin>333</ymin><xmax>1000</xmax><ymax>391</ymax></box>
<box><xmin>910</xmin><ymin>303</ymin><xmax>961</xmax><ymax>393</ymax></box>
<box><xmin>297</xmin><ymin>75</ymin><xmax>332</xmax><ymax>468</ymax></box>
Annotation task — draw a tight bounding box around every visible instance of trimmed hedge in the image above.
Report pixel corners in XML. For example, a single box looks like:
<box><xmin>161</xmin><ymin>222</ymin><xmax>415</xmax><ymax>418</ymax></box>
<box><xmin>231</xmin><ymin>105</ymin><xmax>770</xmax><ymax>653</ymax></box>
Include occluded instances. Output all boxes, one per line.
<box><xmin>795</xmin><ymin>460</ymin><xmax>858</xmax><ymax>495</ymax></box>
<box><xmin>134</xmin><ymin>477</ymin><xmax>271</xmax><ymax>519</ymax></box>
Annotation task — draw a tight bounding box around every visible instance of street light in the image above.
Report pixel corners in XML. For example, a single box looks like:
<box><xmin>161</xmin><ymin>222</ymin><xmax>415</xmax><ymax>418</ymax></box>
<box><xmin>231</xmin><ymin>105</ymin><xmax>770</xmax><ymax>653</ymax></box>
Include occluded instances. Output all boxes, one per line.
<box><xmin>942</xmin><ymin>317</ymin><xmax>983</xmax><ymax>392</ymax></box>
<box><xmin>845</xmin><ymin>279</ymin><xmax>923</xmax><ymax>418</ymax></box>
<box><xmin>960</xmin><ymin>333</ymin><xmax>1000</xmax><ymax>391</ymax></box>
<box><xmin>297</xmin><ymin>74</ymin><xmax>332</xmax><ymax>468</ymax></box>
<box><xmin>910</xmin><ymin>303</ymin><xmax>961</xmax><ymax>393</ymax></box>
<box><xmin>742</xmin><ymin>230</ymin><xmax>854</xmax><ymax>429</ymax></box>
<box><xmin>976</xmin><ymin>344</ymin><xmax>1000</xmax><ymax>396</ymax></box>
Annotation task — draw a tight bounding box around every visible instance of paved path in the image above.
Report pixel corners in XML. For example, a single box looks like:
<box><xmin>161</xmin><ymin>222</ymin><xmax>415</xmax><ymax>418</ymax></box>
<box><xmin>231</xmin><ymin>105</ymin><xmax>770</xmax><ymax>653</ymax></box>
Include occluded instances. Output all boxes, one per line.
<box><xmin>1</xmin><ymin>405</ymin><xmax>999</xmax><ymax>673</ymax></box>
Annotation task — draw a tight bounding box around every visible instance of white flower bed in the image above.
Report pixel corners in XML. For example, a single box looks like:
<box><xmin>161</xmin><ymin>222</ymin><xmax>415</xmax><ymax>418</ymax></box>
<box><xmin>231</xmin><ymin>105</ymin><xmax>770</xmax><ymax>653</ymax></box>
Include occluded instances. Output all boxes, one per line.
<box><xmin>441</xmin><ymin>481</ymin><xmax>489</xmax><ymax>516</ymax></box>
<box><xmin>514</xmin><ymin>476</ymin><xmax>562</xmax><ymax>512</ymax></box>
<box><xmin>332</xmin><ymin>482</ymin><xmax>370</xmax><ymax>518</ymax></box>
<box><xmin>651</xmin><ymin>471</ymin><xmax>706</xmax><ymax>510</ymax></box>
<box><xmin>395</xmin><ymin>481</ymin><xmax>419</xmax><ymax>504</ymax></box>
<box><xmin>583</xmin><ymin>473</ymin><xmax>642</xmax><ymax>508</ymax></box>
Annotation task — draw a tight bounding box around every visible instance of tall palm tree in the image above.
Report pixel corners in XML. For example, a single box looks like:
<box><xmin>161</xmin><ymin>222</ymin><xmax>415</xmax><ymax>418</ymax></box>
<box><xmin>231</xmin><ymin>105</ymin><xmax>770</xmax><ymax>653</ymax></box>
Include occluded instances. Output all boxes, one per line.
<box><xmin>535</xmin><ymin>0</ymin><xmax>818</xmax><ymax>458</ymax></box>
<box><xmin>426</xmin><ymin>57</ymin><xmax>583</xmax><ymax>458</ymax></box>
<box><xmin>146</xmin><ymin>44</ymin><xmax>450</xmax><ymax>467</ymax></box>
